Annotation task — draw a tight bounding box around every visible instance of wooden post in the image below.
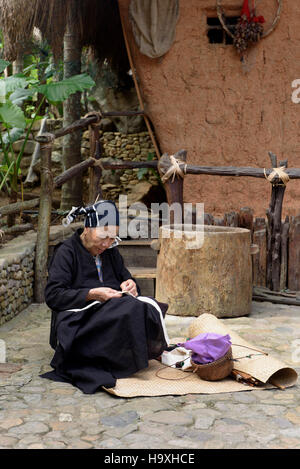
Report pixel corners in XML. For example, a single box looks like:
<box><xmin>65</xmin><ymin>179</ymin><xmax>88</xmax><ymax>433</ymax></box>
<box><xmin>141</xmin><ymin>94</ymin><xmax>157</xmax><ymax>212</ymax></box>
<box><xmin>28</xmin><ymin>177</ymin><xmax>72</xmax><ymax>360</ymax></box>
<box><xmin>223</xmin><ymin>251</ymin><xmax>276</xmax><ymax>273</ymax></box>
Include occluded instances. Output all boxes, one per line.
<box><xmin>204</xmin><ymin>213</ymin><xmax>215</xmax><ymax>225</ymax></box>
<box><xmin>288</xmin><ymin>215</ymin><xmax>300</xmax><ymax>291</ymax></box>
<box><xmin>88</xmin><ymin>124</ymin><xmax>104</xmax><ymax>203</ymax></box>
<box><xmin>280</xmin><ymin>215</ymin><xmax>289</xmax><ymax>290</ymax></box>
<box><xmin>34</xmin><ymin>133</ymin><xmax>54</xmax><ymax>303</ymax></box>
<box><xmin>238</xmin><ymin>207</ymin><xmax>254</xmax><ymax>233</ymax></box>
<box><xmin>252</xmin><ymin>217</ymin><xmax>267</xmax><ymax>287</ymax></box>
<box><xmin>158</xmin><ymin>150</ymin><xmax>186</xmax><ymax>224</ymax></box>
<box><xmin>224</xmin><ymin>211</ymin><xmax>239</xmax><ymax>227</ymax></box>
<box><xmin>266</xmin><ymin>153</ymin><xmax>288</xmax><ymax>291</ymax></box>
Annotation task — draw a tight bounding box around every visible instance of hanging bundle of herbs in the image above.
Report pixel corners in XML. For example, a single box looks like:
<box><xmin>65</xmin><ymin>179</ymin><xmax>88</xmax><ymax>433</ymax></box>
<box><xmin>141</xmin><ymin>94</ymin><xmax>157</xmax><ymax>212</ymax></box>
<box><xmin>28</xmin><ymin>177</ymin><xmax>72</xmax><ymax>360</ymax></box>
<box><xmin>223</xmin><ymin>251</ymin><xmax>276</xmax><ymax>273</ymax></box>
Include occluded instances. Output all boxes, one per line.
<box><xmin>233</xmin><ymin>0</ymin><xmax>265</xmax><ymax>56</ymax></box>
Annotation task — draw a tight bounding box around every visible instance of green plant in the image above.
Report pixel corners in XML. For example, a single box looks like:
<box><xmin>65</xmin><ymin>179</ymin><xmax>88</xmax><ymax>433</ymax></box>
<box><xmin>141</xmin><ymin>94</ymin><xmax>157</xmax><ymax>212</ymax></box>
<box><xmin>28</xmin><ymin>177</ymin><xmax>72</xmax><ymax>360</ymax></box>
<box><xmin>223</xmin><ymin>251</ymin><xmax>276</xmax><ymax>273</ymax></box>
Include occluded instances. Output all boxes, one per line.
<box><xmin>0</xmin><ymin>58</ymin><xmax>95</xmax><ymax>195</ymax></box>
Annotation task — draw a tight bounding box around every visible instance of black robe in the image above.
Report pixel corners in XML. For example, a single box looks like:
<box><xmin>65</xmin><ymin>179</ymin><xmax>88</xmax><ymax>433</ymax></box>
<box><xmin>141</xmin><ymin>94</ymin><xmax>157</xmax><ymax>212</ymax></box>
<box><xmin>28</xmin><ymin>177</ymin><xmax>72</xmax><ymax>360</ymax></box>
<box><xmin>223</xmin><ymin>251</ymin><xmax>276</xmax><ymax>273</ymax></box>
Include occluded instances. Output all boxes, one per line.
<box><xmin>41</xmin><ymin>228</ymin><xmax>169</xmax><ymax>394</ymax></box>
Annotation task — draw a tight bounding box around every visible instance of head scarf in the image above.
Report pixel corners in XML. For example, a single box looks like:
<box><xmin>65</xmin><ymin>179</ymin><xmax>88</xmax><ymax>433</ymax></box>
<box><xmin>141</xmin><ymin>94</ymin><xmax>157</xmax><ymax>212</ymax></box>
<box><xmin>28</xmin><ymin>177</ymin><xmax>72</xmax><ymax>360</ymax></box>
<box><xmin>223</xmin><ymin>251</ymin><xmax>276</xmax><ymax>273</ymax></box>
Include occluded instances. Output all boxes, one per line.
<box><xmin>63</xmin><ymin>200</ymin><xmax>120</xmax><ymax>228</ymax></box>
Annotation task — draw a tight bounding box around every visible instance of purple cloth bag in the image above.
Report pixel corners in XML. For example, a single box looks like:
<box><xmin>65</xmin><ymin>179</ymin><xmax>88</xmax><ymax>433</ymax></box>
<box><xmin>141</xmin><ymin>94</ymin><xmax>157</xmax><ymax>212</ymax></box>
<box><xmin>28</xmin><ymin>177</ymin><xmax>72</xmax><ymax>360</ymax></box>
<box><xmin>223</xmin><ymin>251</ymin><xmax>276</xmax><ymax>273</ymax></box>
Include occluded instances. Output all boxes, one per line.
<box><xmin>179</xmin><ymin>333</ymin><xmax>232</xmax><ymax>364</ymax></box>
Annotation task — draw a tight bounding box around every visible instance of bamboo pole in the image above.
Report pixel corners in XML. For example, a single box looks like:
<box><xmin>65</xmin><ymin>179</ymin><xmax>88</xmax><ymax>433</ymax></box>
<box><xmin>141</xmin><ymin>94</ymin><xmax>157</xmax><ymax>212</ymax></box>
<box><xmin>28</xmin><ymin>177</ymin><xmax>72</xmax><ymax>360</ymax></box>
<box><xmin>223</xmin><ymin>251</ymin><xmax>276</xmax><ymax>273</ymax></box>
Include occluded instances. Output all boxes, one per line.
<box><xmin>34</xmin><ymin>133</ymin><xmax>54</xmax><ymax>303</ymax></box>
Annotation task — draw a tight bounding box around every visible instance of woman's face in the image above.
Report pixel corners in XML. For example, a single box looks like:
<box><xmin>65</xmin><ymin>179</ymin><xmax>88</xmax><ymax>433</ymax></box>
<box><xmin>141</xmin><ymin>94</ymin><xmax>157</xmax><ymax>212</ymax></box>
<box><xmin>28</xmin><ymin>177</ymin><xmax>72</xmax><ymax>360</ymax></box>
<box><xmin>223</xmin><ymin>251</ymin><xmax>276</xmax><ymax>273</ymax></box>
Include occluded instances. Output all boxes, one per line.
<box><xmin>82</xmin><ymin>226</ymin><xmax>119</xmax><ymax>256</ymax></box>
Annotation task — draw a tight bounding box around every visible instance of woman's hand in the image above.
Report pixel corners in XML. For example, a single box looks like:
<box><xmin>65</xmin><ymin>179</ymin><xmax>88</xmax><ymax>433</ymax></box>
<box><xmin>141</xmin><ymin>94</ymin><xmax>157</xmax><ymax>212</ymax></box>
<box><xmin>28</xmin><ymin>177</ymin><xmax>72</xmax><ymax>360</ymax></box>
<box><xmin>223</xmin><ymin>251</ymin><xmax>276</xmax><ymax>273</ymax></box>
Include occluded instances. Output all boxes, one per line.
<box><xmin>86</xmin><ymin>287</ymin><xmax>122</xmax><ymax>302</ymax></box>
<box><xmin>120</xmin><ymin>279</ymin><xmax>138</xmax><ymax>297</ymax></box>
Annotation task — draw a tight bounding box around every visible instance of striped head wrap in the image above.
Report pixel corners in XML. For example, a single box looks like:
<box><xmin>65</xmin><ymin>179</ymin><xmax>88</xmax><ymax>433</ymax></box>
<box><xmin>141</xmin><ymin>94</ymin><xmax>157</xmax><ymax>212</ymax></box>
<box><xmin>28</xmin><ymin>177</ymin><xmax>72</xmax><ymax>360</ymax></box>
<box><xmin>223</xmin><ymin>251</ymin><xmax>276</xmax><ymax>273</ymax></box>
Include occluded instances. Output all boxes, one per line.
<box><xmin>63</xmin><ymin>200</ymin><xmax>120</xmax><ymax>228</ymax></box>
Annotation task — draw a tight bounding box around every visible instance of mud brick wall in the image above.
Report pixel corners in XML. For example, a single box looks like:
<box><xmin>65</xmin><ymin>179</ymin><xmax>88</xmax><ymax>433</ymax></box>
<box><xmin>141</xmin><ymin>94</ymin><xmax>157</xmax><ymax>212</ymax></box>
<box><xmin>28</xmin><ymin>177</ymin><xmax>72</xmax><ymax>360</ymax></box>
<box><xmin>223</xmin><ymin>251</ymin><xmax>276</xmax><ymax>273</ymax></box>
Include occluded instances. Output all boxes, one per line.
<box><xmin>119</xmin><ymin>0</ymin><xmax>300</xmax><ymax>217</ymax></box>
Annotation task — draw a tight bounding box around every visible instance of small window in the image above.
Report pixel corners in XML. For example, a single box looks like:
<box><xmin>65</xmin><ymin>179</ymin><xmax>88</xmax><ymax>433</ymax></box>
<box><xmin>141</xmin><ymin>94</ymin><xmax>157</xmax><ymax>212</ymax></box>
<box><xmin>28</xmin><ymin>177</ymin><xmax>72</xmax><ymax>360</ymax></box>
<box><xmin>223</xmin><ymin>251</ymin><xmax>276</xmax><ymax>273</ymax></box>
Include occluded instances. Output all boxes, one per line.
<box><xmin>207</xmin><ymin>16</ymin><xmax>239</xmax><ymax>45</ymax></box>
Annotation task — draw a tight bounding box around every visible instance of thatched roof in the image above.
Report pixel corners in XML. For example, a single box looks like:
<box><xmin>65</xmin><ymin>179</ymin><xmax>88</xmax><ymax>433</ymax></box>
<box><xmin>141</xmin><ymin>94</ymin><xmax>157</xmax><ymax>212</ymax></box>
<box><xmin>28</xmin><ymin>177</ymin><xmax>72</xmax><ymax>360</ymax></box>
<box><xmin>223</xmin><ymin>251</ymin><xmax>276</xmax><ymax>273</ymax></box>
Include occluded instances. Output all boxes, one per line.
<box><xmin>0</xmin><ymin>0</ymin><xmax>129</xmax><ymax>73</ymax></box>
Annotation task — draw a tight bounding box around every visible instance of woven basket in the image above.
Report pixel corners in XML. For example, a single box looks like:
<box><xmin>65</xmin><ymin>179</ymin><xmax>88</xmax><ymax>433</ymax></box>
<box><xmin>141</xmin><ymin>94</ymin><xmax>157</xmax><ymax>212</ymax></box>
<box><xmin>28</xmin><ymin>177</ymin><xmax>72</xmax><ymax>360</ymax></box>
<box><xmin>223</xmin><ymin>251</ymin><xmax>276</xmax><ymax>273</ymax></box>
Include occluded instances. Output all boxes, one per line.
<box><xmin>191</xmin><ymin>347</ymin><xmax>233</xmax><ymax>381</ymax></box>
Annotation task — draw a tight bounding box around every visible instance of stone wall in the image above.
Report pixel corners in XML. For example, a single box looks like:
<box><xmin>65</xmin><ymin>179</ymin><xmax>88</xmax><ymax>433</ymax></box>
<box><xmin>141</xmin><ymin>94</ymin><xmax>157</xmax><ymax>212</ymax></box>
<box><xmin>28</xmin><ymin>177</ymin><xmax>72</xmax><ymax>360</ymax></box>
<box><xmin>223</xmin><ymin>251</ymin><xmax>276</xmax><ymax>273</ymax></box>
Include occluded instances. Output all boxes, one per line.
<box><xmin>16</xmin><ymin>119</ymin><xmax>160</xmax><ymax>203</ymax></box>
<box><xmin>0</xmin><ymin>232</ymin><xmax>35</xmax><ymax>325</ymax></box>
<box><xmin>0</xmin><ymin>224</ymin><xmax>81</xmax><ymax>325</ymax></box>
<box><xmin>82</xmin><ymin>129</ymin><xmax>160</xmax><ymax>202</ymax></box>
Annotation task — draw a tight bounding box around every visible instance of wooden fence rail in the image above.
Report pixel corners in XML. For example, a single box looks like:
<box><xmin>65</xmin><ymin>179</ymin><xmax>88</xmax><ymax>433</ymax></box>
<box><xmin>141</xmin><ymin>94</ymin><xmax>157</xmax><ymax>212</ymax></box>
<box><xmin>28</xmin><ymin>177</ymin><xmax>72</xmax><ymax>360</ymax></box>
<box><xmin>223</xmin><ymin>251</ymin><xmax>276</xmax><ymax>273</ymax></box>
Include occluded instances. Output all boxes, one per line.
<box><xmin>5</xmin><ymin>110</ymin><xmax>295</xmax><ymax>303</ymax></box>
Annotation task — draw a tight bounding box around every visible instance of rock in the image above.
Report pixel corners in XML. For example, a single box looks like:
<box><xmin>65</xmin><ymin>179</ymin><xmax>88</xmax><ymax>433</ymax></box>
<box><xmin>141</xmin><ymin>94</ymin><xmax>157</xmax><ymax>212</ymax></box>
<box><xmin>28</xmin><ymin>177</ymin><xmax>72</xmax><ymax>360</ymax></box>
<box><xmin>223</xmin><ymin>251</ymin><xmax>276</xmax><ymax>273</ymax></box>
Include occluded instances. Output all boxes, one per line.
<box><xmin>0</xmin><ymin>418</ymin><xmax>23</xmax><ymax>430</ymax></box>
<box><xmin>144</xmin><ymin>411</ymin><xmax>194</xmax><ymax>426</ymax></box>
<box><xmin>30</xmin><ymin>120</ymin><xmax>42</xmax><ymax>131</ymax></box>
<box><xmin>12</xmin><ymin>140</ymin><xmax>36</xmax><ymax>155</ymax></box>
<box><xmin>99</xmin><ymin>118</ymin><xmax>117</xmax><ymax>132</ymax></box>
<box><xmin>20</xmin><ymin>156</ymin><xmax>32</xmax><ymax>170</ymax></box>
<box><xmin>102</xmin><ymin>184</ymin><xmax>118</xmax><ymax>191</ymax></box>
<box><xmin>194</xmin><ymin>410</ymin><xmax>220</xmax><ymax>429</ymax></box>
<box><xmin>100</xmin><ymin>411</ymin><xmax>139</xmax><ymax>428</ymax></box>
<box><xmin>126</xmin><ymin>181</ymin><xmax>152</xmax><ymax>206</ymax></box>
<box><xmin>51</xmin><ymin>151</ymin><xmax>62</xmax><ymax>164</ymax></box>
<box><xmin>8</xmin><ymin>422</ymin><xmax>49</xmax><ymax>435</ymax></box>
<box><xmin>100</xmin><ymin>158</ymin><xmax>122</xmax><ymax>185</ymax></box>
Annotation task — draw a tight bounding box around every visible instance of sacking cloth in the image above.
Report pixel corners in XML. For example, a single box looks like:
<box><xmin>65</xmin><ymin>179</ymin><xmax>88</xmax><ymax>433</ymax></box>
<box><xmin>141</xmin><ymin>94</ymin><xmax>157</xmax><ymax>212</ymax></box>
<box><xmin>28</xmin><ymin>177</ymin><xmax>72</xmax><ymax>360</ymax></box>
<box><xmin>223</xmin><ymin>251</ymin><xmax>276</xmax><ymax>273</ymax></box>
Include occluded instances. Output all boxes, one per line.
<box><xmin>179</xmin><ymin>333</ymin><xmax>232</xmax><ymax>364</ymax></box>
<box><xmin>129</xmin><ymin>0</ymin><xmax>179</xmax><ymax>58</ymax></box>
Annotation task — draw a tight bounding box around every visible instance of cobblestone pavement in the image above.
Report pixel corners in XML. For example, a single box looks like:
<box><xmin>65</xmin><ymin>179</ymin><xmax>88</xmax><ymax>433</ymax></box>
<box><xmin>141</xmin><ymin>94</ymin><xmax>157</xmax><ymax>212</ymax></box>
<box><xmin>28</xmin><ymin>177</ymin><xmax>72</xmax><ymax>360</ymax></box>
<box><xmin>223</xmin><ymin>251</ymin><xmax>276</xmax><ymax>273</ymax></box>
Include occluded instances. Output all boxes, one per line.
<box><xmin>0</xmin><ymin>301</ymin><xmax>299</xmax><ymax>449</ymax></box>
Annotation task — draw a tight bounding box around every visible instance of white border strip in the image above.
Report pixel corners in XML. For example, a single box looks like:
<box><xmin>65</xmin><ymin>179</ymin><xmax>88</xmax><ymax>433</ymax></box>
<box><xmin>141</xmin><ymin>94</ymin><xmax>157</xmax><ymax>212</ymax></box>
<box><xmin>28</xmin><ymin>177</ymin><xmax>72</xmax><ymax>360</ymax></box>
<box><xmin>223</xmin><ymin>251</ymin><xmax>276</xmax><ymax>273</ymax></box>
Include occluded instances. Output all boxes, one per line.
<box><xmin>136</xmin><ymin>296</ymin><xmax>170</xmax><ymax>345</ymax></box>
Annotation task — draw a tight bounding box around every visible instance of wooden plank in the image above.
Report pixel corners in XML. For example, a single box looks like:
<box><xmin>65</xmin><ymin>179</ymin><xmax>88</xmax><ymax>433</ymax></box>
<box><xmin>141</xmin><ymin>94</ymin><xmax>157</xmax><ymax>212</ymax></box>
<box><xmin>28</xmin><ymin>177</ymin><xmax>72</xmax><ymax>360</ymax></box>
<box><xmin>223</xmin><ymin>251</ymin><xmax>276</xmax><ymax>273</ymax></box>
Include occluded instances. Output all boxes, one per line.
<box><xmin>128</xmin><ymin>267</ymin><xmax>157</xmax><ymax>279</ymax></box>
<box><xmin>119</xmin><ymin>239</ymin><xmax>154</xmax><ymax>246</ymax></box>
<box><xmin>238</xmin><ymin>207</ymin><xmax>254</xmax><ymax>234</ymax></box>
<box><xmin>204</xmin><ymin>213</ymin><xmax>214</xmax><ymax>225</ymax></box>
<box><xmin>288</xmin><ymin>215</ymin><xmax>300</xmax><ymax>291</ymax></box>
<box><xmin>252</xmin><ymin>217</ymin><xmax>267</xmax><ymax>287</ymax></box>
<box><xmin>254</xmin><ymin>286</ymin><xmax>297</xmax><ymax>298</ymax></box>
<box><xmin>253</xmin><ymin>286</ymin><xmax>300</xmax><ymax>305</ymax></box>
<box><xmin>214</xmin><ymin>217</ymin><xmax>225</xmax><ymax>226</ymax></box>
<box><xmin>224</xmin><ymin>211</ymin><xmax>239</xmax><ymax>227</ymax></box>
<box><xmin>280</xmin><ymin>216</ymin><xmax>289</xmax><ymax>291</ymax></box>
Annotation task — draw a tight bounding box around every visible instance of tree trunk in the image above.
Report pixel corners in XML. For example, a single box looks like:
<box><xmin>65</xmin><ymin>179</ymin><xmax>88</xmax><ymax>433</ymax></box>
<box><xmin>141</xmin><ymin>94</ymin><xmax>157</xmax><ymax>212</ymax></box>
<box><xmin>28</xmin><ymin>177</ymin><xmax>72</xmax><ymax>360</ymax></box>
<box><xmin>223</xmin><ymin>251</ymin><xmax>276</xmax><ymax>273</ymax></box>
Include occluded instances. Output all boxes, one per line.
<box><xmin>34</xmin><ymin>134</ymin><xmax>54</xmax><ymax>303</ymax></box>
<box><xmin>12</xmin><ymin>51</ymin><xmax>23</xmax><ymax>74</ymax></box>
<box><xmin>60</xmin><ymin>1</ymin><xmax>83</xmax><ymax>210</ymax></box>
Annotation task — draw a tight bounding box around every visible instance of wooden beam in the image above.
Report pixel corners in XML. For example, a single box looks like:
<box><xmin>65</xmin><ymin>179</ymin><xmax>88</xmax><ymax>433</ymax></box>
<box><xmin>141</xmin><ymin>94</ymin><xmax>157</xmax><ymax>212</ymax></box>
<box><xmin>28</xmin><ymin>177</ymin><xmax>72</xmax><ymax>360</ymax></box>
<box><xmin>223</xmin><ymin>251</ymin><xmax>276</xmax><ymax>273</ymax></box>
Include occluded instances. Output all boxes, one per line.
<box><xmin>2</xmin><ymin>223</ymin><xmax>34</xmax><ymax>235</ymax></box>
<box><xmin>53</xmin><ymin>157</ymin><xmax>96</xmax><ymax>187</ymax></box>
<box><xmin>52</xmin><ymin>111</ymin><xmax>145</xmax><ymax>139</ymax></box>
<box><xmin>0</xmin><ymin>198</ymin><xmax>40</xmax><ymax>217</ymax></box>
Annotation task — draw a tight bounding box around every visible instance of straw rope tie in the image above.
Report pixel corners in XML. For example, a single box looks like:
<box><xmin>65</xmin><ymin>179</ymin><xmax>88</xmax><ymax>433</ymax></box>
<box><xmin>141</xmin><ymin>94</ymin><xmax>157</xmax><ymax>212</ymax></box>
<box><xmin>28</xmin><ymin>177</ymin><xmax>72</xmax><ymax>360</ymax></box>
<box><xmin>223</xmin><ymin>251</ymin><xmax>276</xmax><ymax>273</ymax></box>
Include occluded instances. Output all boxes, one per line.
<box><xmin>92</xmin><ymin>158</ymin><xmax>105</xmax><ymax>170</ymax></box>
<box><xmin>161</xmin><ymin>155</ymin><xmax>187</xmax><ymax>183</ymax></box>
<box><xmin>83</xmin><ymin>111</ymin><xmax>103</xmax><ymax>127</ymax></box>
<box><xmin>264</xmin><ymin>166</ymin><xmax>289</xmax><ymax>186</ymax></box>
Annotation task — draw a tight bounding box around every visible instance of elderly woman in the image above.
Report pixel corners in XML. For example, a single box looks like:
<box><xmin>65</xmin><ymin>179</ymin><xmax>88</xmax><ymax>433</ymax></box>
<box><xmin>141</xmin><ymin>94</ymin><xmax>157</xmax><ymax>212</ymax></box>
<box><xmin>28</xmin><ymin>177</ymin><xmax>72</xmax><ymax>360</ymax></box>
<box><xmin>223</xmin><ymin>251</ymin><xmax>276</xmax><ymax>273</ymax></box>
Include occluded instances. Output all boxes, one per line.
<box><xmin>42</xmin><ymin>200</ymin><xmax>169</xmax><ymax>394</ymax></box>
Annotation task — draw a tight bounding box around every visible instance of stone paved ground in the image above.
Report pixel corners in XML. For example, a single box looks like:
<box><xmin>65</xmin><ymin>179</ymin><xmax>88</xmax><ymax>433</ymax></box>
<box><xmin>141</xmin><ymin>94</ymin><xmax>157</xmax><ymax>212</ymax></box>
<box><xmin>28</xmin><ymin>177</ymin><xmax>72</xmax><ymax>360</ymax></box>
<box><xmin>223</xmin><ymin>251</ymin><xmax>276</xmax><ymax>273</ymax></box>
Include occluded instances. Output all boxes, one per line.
<box><xmin>0</xmin><ymin>301</ymin><xmax>299</xmax><ymax>449</ymax></box>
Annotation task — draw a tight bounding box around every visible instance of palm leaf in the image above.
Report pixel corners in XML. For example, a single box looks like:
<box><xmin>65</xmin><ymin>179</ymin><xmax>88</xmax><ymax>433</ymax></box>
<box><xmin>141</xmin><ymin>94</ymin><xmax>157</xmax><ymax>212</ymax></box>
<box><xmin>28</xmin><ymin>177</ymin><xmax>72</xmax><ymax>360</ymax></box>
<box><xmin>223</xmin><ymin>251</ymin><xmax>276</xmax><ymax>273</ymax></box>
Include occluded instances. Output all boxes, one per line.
<box><xmin>36</xmin><ymin>73</ymin><xmax>95</xmax><ymax>103</ymax></box>
<box><xmin>10</xmin><ymin>88</ymin><xmax>35</xmax><ymax>106</ymax></box>
<box><xmin>2</xmin><ymin>127</ymin><xmax>25</xmax><ymax>145</ymax></box>
<box><xmin>2</xmin><ymin>76</ymin><xmax>28</xmax><ymax>93</ymax></box>
<box><xmin>0</xmin><ymin>59</ymin><xmax>10</xmax><ymax>73</ymax></box>
<box><xmin>0</xmin><ymin>101</ymin><xmax>26</xmax><ymax>128</ymax></box>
